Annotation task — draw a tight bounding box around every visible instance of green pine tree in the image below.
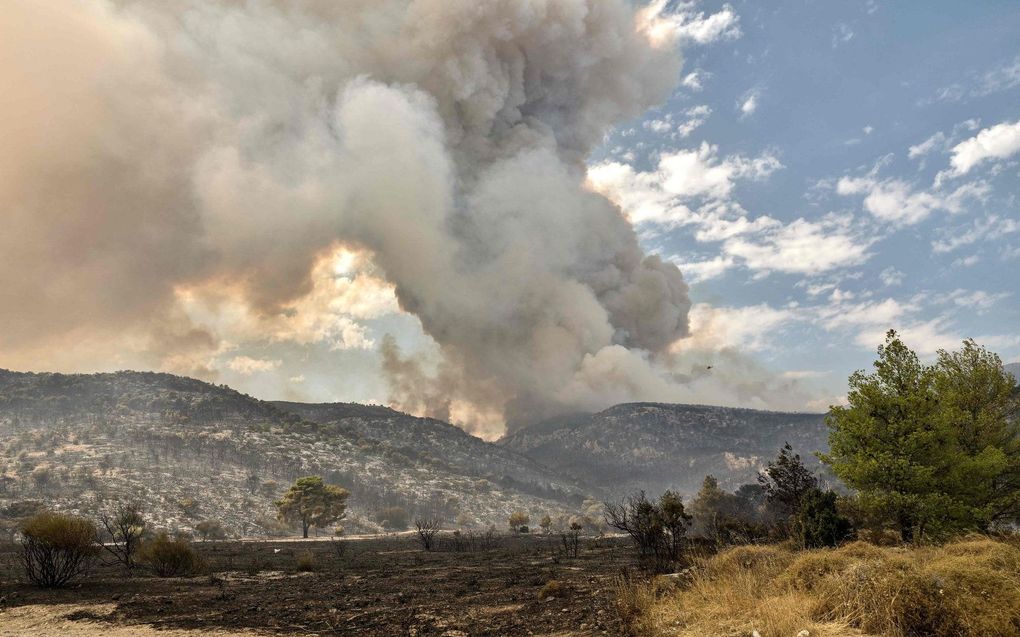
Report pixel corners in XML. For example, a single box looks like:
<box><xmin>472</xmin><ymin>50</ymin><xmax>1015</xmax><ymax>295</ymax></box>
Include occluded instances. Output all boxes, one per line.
<box><xmin>275</xmin><ymin>476</ymin><xmax>349</xmax><ymax>538</ymax></box>
<box><xmin>823</xmin><ymin>330</ymin><xmax>1020</xmax><ymax>541</ymax></box>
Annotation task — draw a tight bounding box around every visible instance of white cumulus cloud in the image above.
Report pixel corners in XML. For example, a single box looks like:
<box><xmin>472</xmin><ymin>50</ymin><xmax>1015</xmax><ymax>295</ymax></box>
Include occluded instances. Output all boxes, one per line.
<box><xmin>946</xmin><ymin>119</ymin><xmax>1020</xmax><ymax>177</ymax></box>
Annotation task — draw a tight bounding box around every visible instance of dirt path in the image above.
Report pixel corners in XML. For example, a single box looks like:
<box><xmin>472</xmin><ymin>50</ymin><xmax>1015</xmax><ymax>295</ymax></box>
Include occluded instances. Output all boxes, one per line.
<box><xmin>0</xmin><ymin>603</ymin><xmax>263</xmax><ymax>636</ymax></box>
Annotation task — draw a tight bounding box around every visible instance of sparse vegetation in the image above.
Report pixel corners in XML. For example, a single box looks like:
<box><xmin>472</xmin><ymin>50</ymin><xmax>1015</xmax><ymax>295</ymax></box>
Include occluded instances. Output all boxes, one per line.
<box><xmin>0</xmin><ymin>342</ymin><xmax>1016</xmax><ymax>635</ymax></box>
<box><xmin>538</xmin><ymin>579</ymin><xmax>566</xmax><ymax>599</ymax></box>
<box><xmin>376</xmin><ymin>506</ymin><xmax>410</xmax><ymax>531</ymax></box>
<box><xmin>138</xmin><ymin>532</ymin><xmax>200</xmax><ymax>577</ymax></box>
<box><xmin>19</xmin><ymin>511</ymin><xmax>98</xmax><ymax>588</ymax></box>
<box><xmin>99</xmin><ymin>502</ymin><xmax>147</xmax><ymax>571</ymax></box>
<box><xmin>415</xmin><ymin>517</ymin><xmax>441</xmax><ymax>551</ymax></box>
<box><xmin>295</xmin><ymin>550</ymin><xmax>316</xmax><ymax>572</ymax></box>
<box><xmin>508</xmin><ymin>510</ymin><xmax>529</xmax><ymax>533</ymax></box>
<box><xmin>560</xmin><ymin>521</ymin><xmax>582</xmax><ymax>558</ymax></box>
<box><xmin>195</xmin><ymin>519</ymin><xmax>227</xmax><ymax>541</ymax></box>
<box><xmin>605</xmin><ymin>490</ymin><xmax>691</xmax><ymax>571</ymax></box>
<box><xmin>618</xmin><ymin>535</ymin><xmax>1020</xmax><ymax>637</ymax></box>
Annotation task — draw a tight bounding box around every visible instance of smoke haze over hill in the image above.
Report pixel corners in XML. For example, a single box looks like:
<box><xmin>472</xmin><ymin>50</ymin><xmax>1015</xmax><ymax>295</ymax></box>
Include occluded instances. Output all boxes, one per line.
<box><xmin>0</xmin><ymin>0</ymin><xmax>818</xmax><ymax>437</ymax></box>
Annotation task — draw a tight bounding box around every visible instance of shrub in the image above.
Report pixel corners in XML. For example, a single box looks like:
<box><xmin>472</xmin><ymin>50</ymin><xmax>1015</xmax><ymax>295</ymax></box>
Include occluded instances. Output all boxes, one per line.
<box><xmin>195</xmin><ymin>519</ymin><xmax>227</xmax><ymax>541</ymax></box>
<box><xmin>138</xmin><ymin>532</ymin><xmax>199</xmax><ymax>577</ymax></box>
<box><xmin>538</xmin><ymin>579</ymin><xmax>565</xmax><ymax>599</ymax></box>
<box><xmin>415</xmin><ymin>517</ymin><xmax>441</xmax><ymax>551</ymax></box>
<box><xmin>295</xmin><ymin>550</ymin><xmax>316</xmax><ymax>572</ymax></box>
<box><xmin>99</xmin><ymin>502</ymin><xmax>147</xmax><ymax>571</ymax></box>
<box><xmin>20</xmin><ymin>512</ymin><xmax>98</xmax><ymax>588</ymax></box>
<box><xmin>797</xmin><ymin>489</ymin><xmax>853</xmax><ymax>548</ymax></box>
<box><xmin>508</xmin><ymin>511</ymin><xmax>529</xmax><ymax>533</ymax></box>
<box><xmin>605</xmin><ymin>490</ymin><xmax>692</xmax><ymax>572</ymax></box>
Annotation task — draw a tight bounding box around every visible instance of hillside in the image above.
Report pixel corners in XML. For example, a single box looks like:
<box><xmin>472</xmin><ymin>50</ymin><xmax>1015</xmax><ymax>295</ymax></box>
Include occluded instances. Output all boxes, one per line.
<box><xmin>0</xmin><ymin>370</ymin><xmax>583</xmax><ymax>538</ymax></box>
<box><xmin>273</xmin><ymin>401</ymin><xmax>577</xmax><ymax>503</ymax></box>
<box><xmin>498</xmin><ymin>402</ymin><xmax>830</xmax><ymax>497</ymax></box>
<box><xmin>1006</xmin><ymin>362</ymin><xmax>1020</xmax><ymax>384</ymax></box>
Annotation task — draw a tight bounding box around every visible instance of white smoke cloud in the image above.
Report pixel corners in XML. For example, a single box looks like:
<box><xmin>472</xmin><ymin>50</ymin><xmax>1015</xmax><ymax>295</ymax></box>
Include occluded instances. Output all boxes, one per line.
<box><xmin>1</xmin><ymin>0</ymin><xmax>814</xmax><ymax>436</ymax></box>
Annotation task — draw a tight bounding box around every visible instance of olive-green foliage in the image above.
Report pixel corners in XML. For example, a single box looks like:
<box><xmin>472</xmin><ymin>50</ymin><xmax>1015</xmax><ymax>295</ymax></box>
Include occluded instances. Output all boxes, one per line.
<box><xmin>823</xmin><ymin>331</ymin><xmax>1020</xmax><ymax>541</ymax></box>
<box><xmin>758</xmin><ymin>443</ymin><xmax>818</xmax><ymax>525</ymax></box>
<box><xmin>508</xmin><ymin>510</ymin><xmax>529</xmax><ymax>532</ymax></box>
<box><xmin>275</xmin><ymin>476</ymin><xmax>349</xmax><ymax>539</ymax></box>
<box><xmin>20</xmin><ymin>512</ymin><xmax>98</xmax><ymax>588</ymax></box>
<box><xmin>797</xmin><ymin>489</ymin><xmax>853</xmax><ymax>548</ymax></box>
<box><xmin>138</xmin><ymin>532</ymin><xmax>199</xmax><ymax>577</ymax></box>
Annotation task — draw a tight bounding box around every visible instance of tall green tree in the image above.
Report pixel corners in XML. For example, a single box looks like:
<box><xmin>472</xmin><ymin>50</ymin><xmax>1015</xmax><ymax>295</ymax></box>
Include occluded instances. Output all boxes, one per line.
<box><xmin>822</xmin><ymin>330</ymin><xmax>945</xmax><ymax>541</ymax></box>
<box><xmin>758</xmin><ymin>443</ymin><xmax>818</xmax><ymax>521</ymax></box>
<box><xmin>823</xmin><ymin>331</ymin><xmax>1020</xmax><ymax>541</ymax></box>
<box><xmin>275</xmin><ymin>476</ymin><xmax>349</xmax><ymax>538</ymax></box>
<box><xmin>932</xmin><ymin>339</ymin><xmax>1020</xmax><ymax>529</ymax></box>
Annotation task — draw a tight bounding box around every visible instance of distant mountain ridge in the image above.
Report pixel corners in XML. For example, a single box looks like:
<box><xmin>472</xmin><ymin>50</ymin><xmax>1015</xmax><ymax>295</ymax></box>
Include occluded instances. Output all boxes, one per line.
<box><xmin>1006</xmin><ymin>362</ymin><xmax>1020</xmax><ymax>385</ymax></box>
<box><xmin>499</xmin><ymin>402</ymin><xmax>830</xmax><ymax>497</ymax></box>
<box><xmin>0</xmin><ymin>368</ymin><xmax>841</xmax><ymax>536</ymax></box>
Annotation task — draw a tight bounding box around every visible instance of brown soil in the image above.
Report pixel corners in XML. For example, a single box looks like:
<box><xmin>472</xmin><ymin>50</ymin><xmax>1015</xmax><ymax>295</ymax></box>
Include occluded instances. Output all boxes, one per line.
<box><xmin>0</xmin><ymin>535</ymin><xmax>642</xmax><ymax>636</ymax></box>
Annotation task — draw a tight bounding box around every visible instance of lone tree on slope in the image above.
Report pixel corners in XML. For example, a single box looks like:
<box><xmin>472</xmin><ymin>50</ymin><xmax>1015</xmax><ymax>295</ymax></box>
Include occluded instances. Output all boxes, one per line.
<box><xmin>275</xmin><ymin>476</ymin><xmax>349</xmax><ymax>539</ymax></box>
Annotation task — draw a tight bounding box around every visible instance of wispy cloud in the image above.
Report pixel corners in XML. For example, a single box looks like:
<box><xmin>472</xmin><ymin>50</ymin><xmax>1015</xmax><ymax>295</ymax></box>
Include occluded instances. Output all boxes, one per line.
<box><xmin>639</xmin><ymin>1</ymin><xmax>741</xmax><ymax>48</ymax></box>
<box><xmin>924</xmin><ymin>55</ymin><xmax>1020</xmax><ymax>104</ymax></box>
<box><xmin>932</xmin><ymin>214</ymin><xmax>1020</xmax><ymax>254</ymax></box>
<box><xmin>836</xmin><ymin>175</ymin><xmax>989</xmax><ymax>226</ymax></box>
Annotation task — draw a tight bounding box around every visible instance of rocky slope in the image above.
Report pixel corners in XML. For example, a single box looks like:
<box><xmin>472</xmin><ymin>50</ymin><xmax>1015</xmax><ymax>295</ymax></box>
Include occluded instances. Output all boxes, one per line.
<box><xmin>498</xmin><ymin>402</ymin><xmax>830</xmax><ymax>497</ymax></box>
<box><xmin>0</xmin><ymin>370</ymin><xmax>583</xmax><ymax>538</ymax></box>
<box><xmin>273</xmin><ymin>401</ymin><xmax>576</xmax><ymax>503</ymax></box>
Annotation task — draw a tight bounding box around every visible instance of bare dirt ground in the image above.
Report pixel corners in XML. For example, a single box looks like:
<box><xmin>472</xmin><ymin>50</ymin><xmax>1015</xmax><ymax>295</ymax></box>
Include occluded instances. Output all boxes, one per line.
<box><xmin>0</xmin><ymin>534</ymin><xmax>643</xmax><ymax>636</ymax></box>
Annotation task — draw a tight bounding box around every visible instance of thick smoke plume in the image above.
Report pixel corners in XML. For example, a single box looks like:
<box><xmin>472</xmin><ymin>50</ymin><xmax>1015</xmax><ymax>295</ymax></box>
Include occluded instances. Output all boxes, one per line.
<box><xmin>1</xmin><ymin>0</ymin><xmax>807</xmax><ymax>436</ymax></box>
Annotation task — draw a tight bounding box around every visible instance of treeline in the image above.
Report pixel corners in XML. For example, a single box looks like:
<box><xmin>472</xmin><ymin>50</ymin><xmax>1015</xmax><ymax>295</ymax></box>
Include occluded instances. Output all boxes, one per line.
<box><xmin>607</xmin><ymin>332</ymin><xmax>1020</xmax><ymax>572</ymax></box>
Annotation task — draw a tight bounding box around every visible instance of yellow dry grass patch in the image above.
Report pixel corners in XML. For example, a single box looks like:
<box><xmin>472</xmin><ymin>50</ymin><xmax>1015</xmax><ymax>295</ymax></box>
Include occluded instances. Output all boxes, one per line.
<box><xmin>618</xmin><ymin>536</ymin><xmax>1020</xmax><ymax>637</ymax></box>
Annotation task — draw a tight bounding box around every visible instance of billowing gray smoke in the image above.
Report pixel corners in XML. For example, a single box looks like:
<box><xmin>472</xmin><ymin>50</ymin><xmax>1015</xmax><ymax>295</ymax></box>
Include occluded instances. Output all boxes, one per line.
<box><xmin>2</xmin><ymin>0</ymin><xmax>804</xmax><ymax>435</ymax></box>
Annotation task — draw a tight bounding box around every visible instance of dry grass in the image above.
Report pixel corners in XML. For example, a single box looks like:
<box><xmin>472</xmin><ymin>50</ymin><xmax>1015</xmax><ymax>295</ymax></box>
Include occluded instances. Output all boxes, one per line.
<box><xmin>537</xmin><ymin>579</ymin><xmax>566</xmax><ymax>599</ymax></box>
<box><xmin>294</xmin><ymin>550</ymin><xmax>316</xmax><ymax>572</ymax></box>
<box><xmin>617</xmin><ymin>536</ymin><xmax>1020</xmax><ymax>637</ymax></box>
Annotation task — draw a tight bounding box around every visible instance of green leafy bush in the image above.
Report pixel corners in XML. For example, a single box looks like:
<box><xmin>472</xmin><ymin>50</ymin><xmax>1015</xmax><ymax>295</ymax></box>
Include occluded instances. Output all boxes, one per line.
<box><xmin>797</xmin><ymin>489</ymin><xmax>853</xmax><ymax>548</ymax></box>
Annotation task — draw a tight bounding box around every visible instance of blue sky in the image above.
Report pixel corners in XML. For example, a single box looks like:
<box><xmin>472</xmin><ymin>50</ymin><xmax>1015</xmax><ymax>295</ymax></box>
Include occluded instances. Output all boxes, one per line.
<box><xmin>590</xmin><ymin>0</ymin><xmax>1020</xmax><ymax>402</ymax></box>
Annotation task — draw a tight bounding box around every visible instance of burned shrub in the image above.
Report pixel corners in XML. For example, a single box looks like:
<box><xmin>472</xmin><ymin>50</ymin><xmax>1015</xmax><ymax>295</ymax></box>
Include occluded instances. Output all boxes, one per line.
<box><xmin>138</xmin><ymin>532</ymin><xmax>200</xmax><ymax>577</ymax></box>
<box><xmin>20</xmin><ymin>512</ymin><xmax>98</xmax><ymax>588</ymax></box>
